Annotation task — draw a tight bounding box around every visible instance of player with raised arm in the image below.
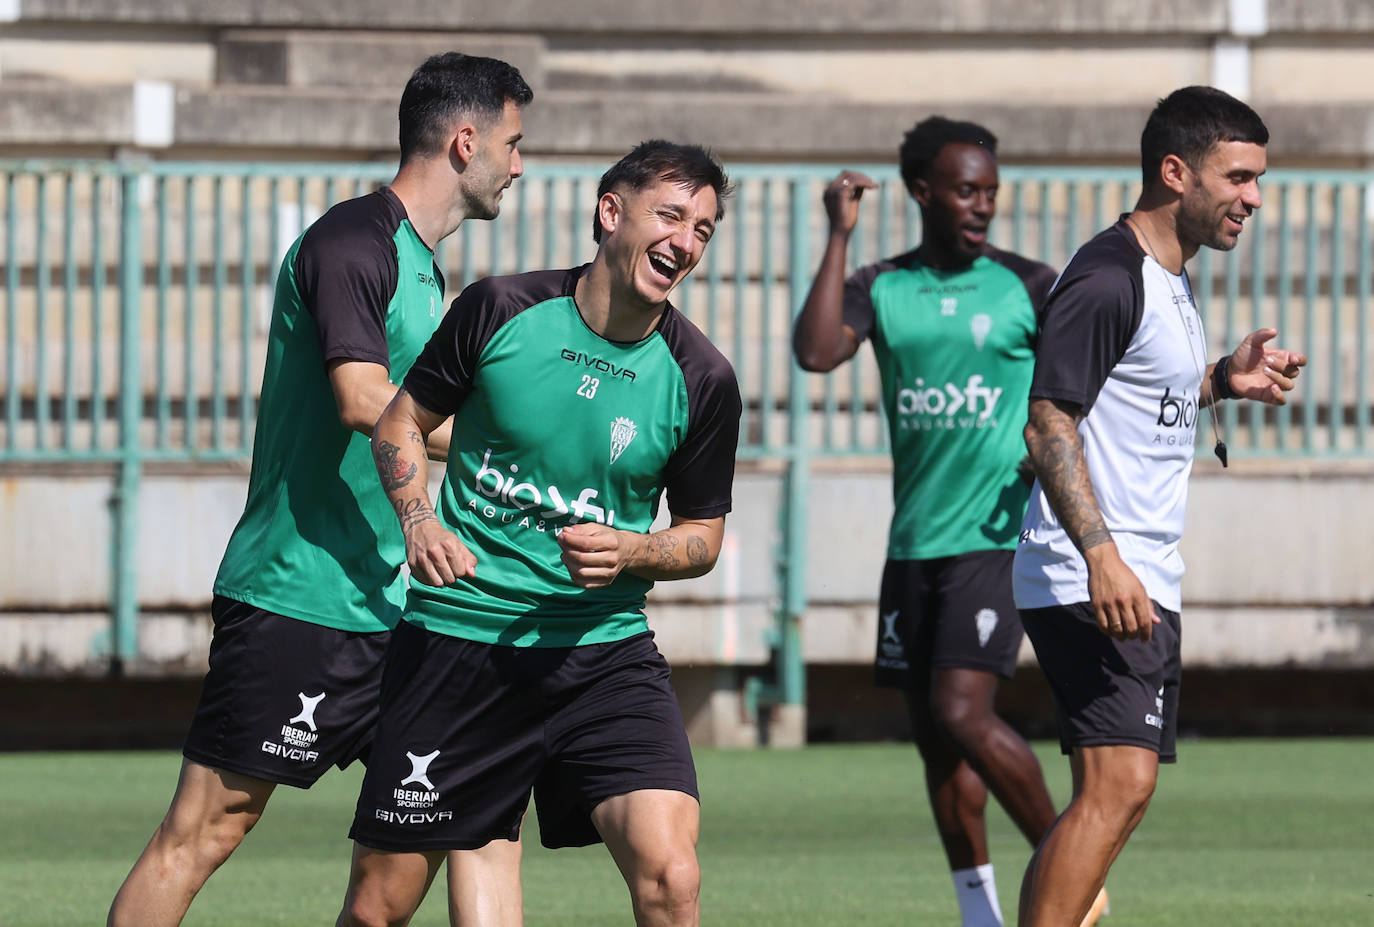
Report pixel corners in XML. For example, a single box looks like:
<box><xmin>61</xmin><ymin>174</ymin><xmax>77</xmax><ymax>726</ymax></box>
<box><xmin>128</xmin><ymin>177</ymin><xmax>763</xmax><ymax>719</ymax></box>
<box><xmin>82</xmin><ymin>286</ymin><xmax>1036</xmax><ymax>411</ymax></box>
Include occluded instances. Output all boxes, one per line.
<box><xmin>109</xmin><ymin>53</ymin><xmax>532</xmax><ymax>927</ymax></box>
<box><xmin>793</xmin><ymin>116</ymin><xmax>1107</xmax><ymax>927</ymax></box>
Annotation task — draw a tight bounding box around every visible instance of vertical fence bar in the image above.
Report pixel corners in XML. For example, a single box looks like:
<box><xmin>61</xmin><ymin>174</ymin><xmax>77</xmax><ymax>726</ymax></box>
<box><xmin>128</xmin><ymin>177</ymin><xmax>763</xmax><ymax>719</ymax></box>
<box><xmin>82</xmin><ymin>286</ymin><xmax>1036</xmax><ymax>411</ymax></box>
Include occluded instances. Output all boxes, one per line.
<box><xmin>1357</xmin><ymin>184</ymin><xmax>1370</xmax><ymax>450</ymax></box>
<box><xmin>63</xmin><ymin>173</ymin><xmax>78</xmax><ymax>450</ymax></box>
<box><xmin>732</xmin><ymin>178</ymin><xmax>750</xmax><ymax>448</ymax></box>
<box><xmin>758</xmin><ymin>180</ymin><xmax>775</xmax><ymax>451</ymax></box>
<box><xmin>1329</xmin><ymin>186</ymin><xmax>1344</xmax><ymax>451</ymax></box>
<box><xmin>3</xmin><ymin>172</ymin><xmax>17</xmax><ymax>452</ymax></box>
<box><xmin>1064</xmin><ymin>182</ymin><xmax>1079</xmax><ymax>262</ymax></box>
<box><xmin>91</xmin><ymin>173</ymin><xmax>105</xmax><ymax>451</ymax></box>
<box><xmin>1276</xmin><ymin>184</ymin><xmax>1293</xmax><ymax>449</ymax></box>
<box><xmin>1010</xmin><ymin>181</ymin><xmax>1025</xmax><ymax>256</ymax></box>
<box><xmin>240</xmin><ymin>176</ymin><xmax>254</xmax><ymax>449</ymax></box>
<box><xmin>1038</xmin><ymin>179</ymin><xmax>1052</xmax><ymax>265</ymax></box>
<box><xmin>778</xmin><ymin>176</ymin><xmax>811</xmax><ymax>721</ymax></box>
<box><xmin>1090</xmin><ymin>181</ymin><xmax>1105</xmax><ymax>242</ymax></box>
<box><xmin>155</xmin><ymin>176</ymin><xmax>170</xmax><ymax>449</ymax></box>
<box><xmin>183</xmin><ymin>176</ymin><xmax>198</xmax><ymax>453</ymax></box>
<box><xmin>113</xmin><ymin>169</ymin><xmax>144</xmax><ymax>669</ymax></box>
<box><xmin>211</xmin><ymin>176</ymin><xmax>226</xmax><ymax>451</ymax></box>
<box><xmin>268</xmin><ymin>177</ymin><xmax>281</xmax><ymax>301</ymax></box>
<box><xmin>514</xmin><ymin>176</ymin><xmax>530</xmax><ymax>273</ymax></box>
<box><xmin>1248</xmin><ymin>205</ymin><xmax>1266</xmax><ymax>450</ymax></box>
<box><xmin>1222</xmin><ymin>240</ymin><xmax>1240</xmax><ymax>440</ymax></box>
<box><xmin>542</xmin><ymin>176</ymin><xmax>557</xmax><ymax>270</ymax></box>
<box><xmin>34</xmin><ymin>174</ymin><xmax>49</xmax><ymax>449</ymax></box>
<box><xmin>1303</xmin><ymin>183</ymin><xmax>1319</xmax><ymax>451</ymax></box>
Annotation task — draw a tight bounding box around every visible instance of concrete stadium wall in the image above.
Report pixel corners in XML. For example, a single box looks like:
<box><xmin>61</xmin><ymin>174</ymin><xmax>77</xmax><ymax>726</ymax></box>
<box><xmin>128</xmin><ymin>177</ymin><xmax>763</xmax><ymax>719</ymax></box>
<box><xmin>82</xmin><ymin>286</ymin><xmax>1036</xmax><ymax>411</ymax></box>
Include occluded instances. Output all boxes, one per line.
<box><xmin>3</xmin><ymin>2</ymin><xmax>1373</xmax><ymax>746</ymax></box>
<box><xmin>3</xmin><ymin>0</ymin><xmax>1374</xmax><ymax>164</ymax></box>
<box><xmin>3</xmin><ymin>461</ymin><xmax>1372</xmax><ymax>745</ymax></box>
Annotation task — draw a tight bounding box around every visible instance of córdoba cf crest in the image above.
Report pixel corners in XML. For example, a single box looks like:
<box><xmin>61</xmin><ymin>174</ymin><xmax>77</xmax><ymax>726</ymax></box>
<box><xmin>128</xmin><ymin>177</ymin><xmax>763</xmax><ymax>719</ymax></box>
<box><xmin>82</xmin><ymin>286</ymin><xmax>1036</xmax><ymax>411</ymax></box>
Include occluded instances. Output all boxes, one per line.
<box><xmin>610</xmin><ymin>416</ymin><xmax>637</xmax><ymax>464</ymax></box>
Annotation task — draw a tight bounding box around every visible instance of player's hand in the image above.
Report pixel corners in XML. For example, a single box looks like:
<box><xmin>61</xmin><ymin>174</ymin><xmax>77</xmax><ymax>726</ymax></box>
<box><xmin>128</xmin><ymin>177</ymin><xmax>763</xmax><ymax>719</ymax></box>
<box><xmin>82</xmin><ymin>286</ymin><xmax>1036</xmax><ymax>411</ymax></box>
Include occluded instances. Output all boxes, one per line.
<box><xmin>1226</xmin><ymin>328</ymin><xmax>1307</xmax><ymax>405</ymax></box>
<box><xmin>556</xmin><ymin>522</ymin><xmax>628</xmax><ymax>589</ymax></box>
<box><xmin>1085</xmin><ymin>543</ymin><xmax>1159</xmax><ymax>642</ymax></box>
<box><xmin>822</xmin><ymin>171</ymin><xmax>878</xmax><ymax>235</ymax></box>
<box><xmin>402</xmin><ymin>512</ymin><xmax>476</xmax><ymax>587</ymax></box>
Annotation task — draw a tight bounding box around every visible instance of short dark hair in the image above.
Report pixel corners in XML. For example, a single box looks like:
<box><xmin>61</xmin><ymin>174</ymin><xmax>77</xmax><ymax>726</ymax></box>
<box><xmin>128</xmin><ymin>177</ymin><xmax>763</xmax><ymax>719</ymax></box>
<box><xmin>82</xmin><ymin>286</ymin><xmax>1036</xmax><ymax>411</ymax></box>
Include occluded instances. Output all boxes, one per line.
<box><xmin>898</xmin><ymin>116</ymin><xmax>998</xmax><ymax>191</ymax></box>
<box><xmin>592</xmin><ymin>140</ymin><xmax>734</xmax><ymax>243</ymax></box>
<box><xmin>1140</xmin><ymin>85</ymin><xmax>1269</xmax><ymax>187</ymax></box>
<box><xmin>398</xmin><ymin>52</ymin><xmax>533</xmax><ymax>162</ymax></box>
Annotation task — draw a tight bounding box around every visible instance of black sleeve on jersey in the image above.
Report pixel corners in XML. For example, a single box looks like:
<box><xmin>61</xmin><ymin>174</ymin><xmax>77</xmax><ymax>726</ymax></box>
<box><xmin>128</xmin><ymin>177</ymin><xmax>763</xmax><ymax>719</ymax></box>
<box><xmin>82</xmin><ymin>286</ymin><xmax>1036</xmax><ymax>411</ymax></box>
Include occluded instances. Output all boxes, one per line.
<box><xmin>841</xmin><ymin>252</ymin><xmax>912</xmax><ymax>343</ymax></box>
<box><xmin>1030</xmin><ymin>227</ymin><xmax>1144</xmax><ymax>414</ymax></box>
<box><xmin>403</xmin><ymin>268</ymin><xmax>577</xmax><ymax>418</ymax></box>
<box><xmin>294</xmin><ymin>193</ymin><xmax>399</xmax><ymax>370</ymax></box>
<box><xmin>658</xmin><ymin>310</ymin><xmax>743</xmax><ymax>520</ymax></box>
<box><xmin>840</xmin><ymin>262</ymin><xmax>882</xmax><ymax>344</ymax></box>
<box><xmin>985</xmin><ymin>246</ymin><xmax>1059</xmax><ymax>313</ymax></box>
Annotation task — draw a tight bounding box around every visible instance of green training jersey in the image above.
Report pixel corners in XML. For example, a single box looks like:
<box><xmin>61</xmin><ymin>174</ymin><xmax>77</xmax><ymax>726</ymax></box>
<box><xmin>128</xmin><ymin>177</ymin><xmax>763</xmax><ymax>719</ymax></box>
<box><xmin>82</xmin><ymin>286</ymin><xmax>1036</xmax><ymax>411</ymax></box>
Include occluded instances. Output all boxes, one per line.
<box><xmin>843</xmin><ymin>246</ymin><xmax>1055</xmax><ymax>560</ymax></box>
<box><xmin>214</xmin><ymin>187</ymin><xmax>444</xmax><ymax>632</ymax></box>
<box><xmin>401</xmin><ymin>266</ymin><xmax>742</xmax><ymax>648</ymax></box>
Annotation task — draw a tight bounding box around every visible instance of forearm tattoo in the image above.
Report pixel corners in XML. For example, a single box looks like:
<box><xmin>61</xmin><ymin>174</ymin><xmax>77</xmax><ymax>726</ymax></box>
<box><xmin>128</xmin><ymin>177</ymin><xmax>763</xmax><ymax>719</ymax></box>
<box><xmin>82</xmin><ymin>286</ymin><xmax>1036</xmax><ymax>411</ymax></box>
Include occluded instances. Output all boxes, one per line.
<box><xmin>1031</xmin><ymin>409</ymin><xmax>1112</xmax><ymax>553</ymax></box>
<box><xmin>686</xmin><ymin>535</ymin><xmax>710</xmax><ymax>566</ymax></box>
<box><xmin>394</xmin><ymin>497</ymin><xmax>438</xmax><ymax>534</ymax></box>
<box><xmin>647</xmin><ymin>533</ymin><xmax>681</xmax><ymax>570</ymax></box>
<box><xmin>374</xmin><ymin>439</ymin><xmax>417</xmax><ymax>491</ymax></box>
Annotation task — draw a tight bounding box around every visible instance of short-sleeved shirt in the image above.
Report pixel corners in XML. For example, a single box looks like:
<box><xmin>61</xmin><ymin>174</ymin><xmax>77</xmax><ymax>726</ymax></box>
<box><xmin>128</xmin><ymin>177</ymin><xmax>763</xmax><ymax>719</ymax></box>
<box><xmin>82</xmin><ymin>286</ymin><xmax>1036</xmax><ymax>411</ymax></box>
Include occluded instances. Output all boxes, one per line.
<box><xmin>844</xmin><ymin>246</ymin><xmax>1056</xmax><ymax>559</ymax></box>
<box><xmin>1013</xmin><ymin>219</ymin><xmax>1208</xmax><ymax>613</ymax></box>
<box><xmin>214</xmin><ymin>187</ymin><xmax>445</xmax><ymax>633</ymax></box>
<box><xmin>401</xmin><ymin>266</ymin><xmax>742</xmax><ymax>648</ymax></box>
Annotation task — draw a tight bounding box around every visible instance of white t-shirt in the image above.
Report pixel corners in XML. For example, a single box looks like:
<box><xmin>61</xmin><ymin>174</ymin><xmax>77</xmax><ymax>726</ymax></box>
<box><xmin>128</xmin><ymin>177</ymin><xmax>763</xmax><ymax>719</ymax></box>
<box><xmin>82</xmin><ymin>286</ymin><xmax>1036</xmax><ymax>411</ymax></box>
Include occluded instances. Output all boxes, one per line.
<box><xmin>1013</xmin><ymin>219</ymin><xmax>1207</xmax><ymax>612</ymax></box>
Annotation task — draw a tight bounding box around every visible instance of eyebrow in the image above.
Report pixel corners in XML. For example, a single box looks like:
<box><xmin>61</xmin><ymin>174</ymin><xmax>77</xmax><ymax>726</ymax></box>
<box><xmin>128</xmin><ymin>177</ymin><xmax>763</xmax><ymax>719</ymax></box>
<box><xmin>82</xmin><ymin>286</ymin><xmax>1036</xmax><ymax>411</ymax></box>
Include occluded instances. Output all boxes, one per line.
<box><xmin>658</xmin><ymin>199</ymin><xmax>716</xmax><ymax>235</ymax></box>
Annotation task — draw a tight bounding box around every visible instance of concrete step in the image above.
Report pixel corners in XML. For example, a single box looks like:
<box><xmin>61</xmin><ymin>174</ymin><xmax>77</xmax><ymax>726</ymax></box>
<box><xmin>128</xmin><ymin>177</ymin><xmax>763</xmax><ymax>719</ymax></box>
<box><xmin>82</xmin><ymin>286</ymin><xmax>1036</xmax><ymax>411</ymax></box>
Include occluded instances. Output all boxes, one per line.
<box><xmin>216</xmin><ymin>30</ymin><xmax>544</xmax><ymax>91</ymax></box>
<box><xmin>10</xmin><ymin>0</ymin><xmax>1234</xmax><ymax>35</ymax></box>
<box><xmin>6</xmin><ymin>78</ymin><xmax>1374</xmax><ymax>163</ymax></box>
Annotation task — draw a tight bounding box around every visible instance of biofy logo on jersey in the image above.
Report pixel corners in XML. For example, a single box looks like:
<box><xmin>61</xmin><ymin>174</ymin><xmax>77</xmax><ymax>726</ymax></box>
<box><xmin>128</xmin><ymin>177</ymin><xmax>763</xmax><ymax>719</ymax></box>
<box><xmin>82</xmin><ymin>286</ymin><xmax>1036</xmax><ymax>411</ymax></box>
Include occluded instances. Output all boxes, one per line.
<box><xmin>895</xmin><ymin>374</ymin><xmax>1003</xmax><ymax>429</ymax></box>
<box><xmin>470</xmin><ymin>448</ymin><xmax>616</xmax><ymax>531</ymax></box>
<box><xmin>1152</xmin><ymin>387</ymin><xmax>1198</xmax><ymax>447</ymax></box>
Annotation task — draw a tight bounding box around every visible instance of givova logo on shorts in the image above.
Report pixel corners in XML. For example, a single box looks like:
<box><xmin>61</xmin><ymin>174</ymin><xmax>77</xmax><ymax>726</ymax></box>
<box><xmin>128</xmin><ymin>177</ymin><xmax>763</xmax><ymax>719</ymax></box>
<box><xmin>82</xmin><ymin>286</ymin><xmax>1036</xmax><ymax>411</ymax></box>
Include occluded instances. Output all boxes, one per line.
<box><xmin>377</xmin><ymin>749</ymin><xmax>454</xmax><ymax>825</ymax></box>
<box><xmin>260</xmin><ymin>691</ymin><xmax>325</xmax><ymax>764</ymax></box>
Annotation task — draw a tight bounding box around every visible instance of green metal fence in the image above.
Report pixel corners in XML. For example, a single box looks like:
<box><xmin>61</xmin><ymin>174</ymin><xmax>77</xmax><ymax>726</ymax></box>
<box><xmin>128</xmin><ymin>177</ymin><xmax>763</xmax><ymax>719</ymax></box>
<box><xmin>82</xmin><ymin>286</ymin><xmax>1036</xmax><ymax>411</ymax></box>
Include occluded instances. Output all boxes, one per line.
<box><xmin>3</xmin><ymin>159</ymin><xmax>1373</xmax><ymax>693</ymax></box>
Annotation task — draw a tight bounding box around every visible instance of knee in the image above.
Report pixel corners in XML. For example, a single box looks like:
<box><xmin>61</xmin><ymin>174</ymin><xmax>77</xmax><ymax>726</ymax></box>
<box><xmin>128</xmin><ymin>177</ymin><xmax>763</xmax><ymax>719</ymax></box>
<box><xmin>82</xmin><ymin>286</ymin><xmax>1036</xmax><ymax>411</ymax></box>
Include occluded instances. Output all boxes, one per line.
<box><xmin>1080</xmin><ymin>757</ymin><xmax>1158</xmax><ymax>821</ymax></box>
<box><xmin>931</xmin><ymin>688</ymin><xmax>989</xmax><ymax>744</ymax></box>
<box><xmin>153</xmin><ymin>809</ymin><xmax>255</xmax><ymax>873</ymax></box>
<box><xmin>338</xmin><ymin>890</ymin><xmax>408</xmax><ymax>927</ymax></box>
<box><xmin>637</xmin><ymin>854</ymin><xmax>700</xmax><ymax>917</ymax></box>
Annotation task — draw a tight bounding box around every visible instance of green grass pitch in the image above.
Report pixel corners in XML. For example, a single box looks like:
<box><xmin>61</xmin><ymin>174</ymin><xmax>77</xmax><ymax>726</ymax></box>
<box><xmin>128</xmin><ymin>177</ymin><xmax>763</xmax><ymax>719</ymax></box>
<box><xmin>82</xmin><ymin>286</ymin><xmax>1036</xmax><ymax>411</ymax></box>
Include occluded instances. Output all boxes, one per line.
<box><xmin>1</xmin><ymin>739</ymin><xmax>1370</xmax><ymax>925</ymax></box>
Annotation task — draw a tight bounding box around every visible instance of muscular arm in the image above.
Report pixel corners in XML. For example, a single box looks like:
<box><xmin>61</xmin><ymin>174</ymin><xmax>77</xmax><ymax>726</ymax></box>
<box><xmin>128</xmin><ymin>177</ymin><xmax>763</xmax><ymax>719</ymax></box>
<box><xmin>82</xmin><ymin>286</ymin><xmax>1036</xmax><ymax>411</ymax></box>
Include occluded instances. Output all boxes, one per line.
<box><xmin>557</xmin><ymin>515</ymin><xmax>726</xmax><ymax>589</ymax></box>
<box><xmin>1024</xmin><ymin>397</ymin><xmax>1157</xmax><ymax>640</ymax></box>
<box><xmin>791</xmin><ymin>172</ymin><xmax>874</xmax><ymax>372</ymax></box>
<box><xmin>372</xmin><ymin>388</ymin><xmax>473</xmax><ymax>586</ymax></box>
<box><xmin>1023</xmin><ymin>398</ymin><xmax>1111</xmax><ymax>553</ymax></box>
<box><xmin>328</xmin><ymin>359</ymin><xmax>453</xmax><ymax>461</ymax></box>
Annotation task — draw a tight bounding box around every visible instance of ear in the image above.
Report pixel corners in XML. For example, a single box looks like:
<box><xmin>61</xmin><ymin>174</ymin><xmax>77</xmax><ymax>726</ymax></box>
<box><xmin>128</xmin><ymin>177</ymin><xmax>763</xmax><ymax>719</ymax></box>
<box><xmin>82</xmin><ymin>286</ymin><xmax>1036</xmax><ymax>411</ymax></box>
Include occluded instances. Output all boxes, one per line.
<box><xmin>451</xmin><ymin>122</ymin><xmax>479</xmax><ymax>169</ymax></box>
<box><xmin>1158</xmin><ymin>153</ymin><xmax>1190</xmax><ymax>195</ymax></box>
<box><xmin>597</xmin><ymin>191</ymin><xmax>622</xmax><ymax>238</ymax></box>
<box><xmin>909</xmin><ymin>178</ymin><xmax>932</xmax><ymax>209</ymax></box>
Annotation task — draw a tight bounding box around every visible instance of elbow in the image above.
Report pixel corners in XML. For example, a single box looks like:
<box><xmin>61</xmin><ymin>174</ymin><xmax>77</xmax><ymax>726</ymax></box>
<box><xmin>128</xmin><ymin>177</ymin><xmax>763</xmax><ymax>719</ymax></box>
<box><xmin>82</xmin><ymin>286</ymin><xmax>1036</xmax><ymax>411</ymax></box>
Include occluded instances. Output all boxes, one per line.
<box><xmin>792</xmin><ymin>342</ymin><xmax>838</xmax><ymax>374</ymax></box>
<box><xmin>338</xmin><ymin>407</ymin><xmax>378</xmax><ymax>438</ymax></box>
